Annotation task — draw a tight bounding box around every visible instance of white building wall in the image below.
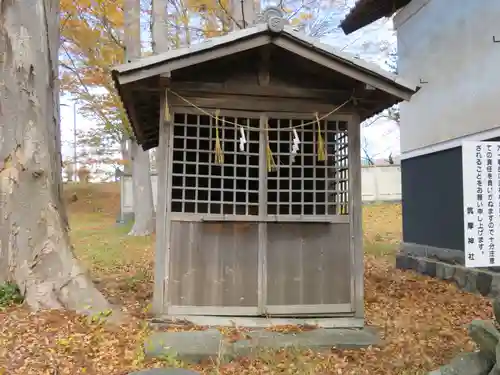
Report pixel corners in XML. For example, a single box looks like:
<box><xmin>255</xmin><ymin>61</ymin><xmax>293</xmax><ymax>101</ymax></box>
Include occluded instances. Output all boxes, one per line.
<box><xmin>394</xmin><ymin>0</ymin><xmax>500</xmax><ymax>157</ymax></box>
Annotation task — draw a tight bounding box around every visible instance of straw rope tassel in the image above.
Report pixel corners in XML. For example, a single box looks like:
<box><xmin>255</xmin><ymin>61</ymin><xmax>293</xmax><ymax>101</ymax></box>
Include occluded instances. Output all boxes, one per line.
<box><xmin>265</xmin><ymin>120</ymin><xmax>276</xmax><ymax>172</ymax></box>
<box><xmin>315</xmin><ymin>112</ymin><xmax>326</xmax><ymax>162</ymax></box>
<box><xmin>214</xmin><ymin>109</ymin><xmax>224</xmax><ymax>164</ymax></box>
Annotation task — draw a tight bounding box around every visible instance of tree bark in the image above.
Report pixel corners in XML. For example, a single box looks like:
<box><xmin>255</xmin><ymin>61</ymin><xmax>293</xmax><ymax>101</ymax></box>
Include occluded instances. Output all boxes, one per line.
<box><xmin>128</xmin><ymin>141</ymin><xmax>155</xmax><ymax>236</ymax></box>
<box><xmin>120</xmin><ymin>137</ymin><xmax>132</xmax><ymax>174</ymax></box>
<box><xmin>0</xmin><ymin>0</ymin><xmax>115</xmax><ymax>314</ymax></box>
<box><xmin>124</xmin><ymin>0</ymin><xmax>156</xmax><ymax>236</ymax></box>
<box><xmin>152</xmin><ymin>0</ymin><xmax>169</xmax><ymax>53</ymax></box>
<box><xmin>229</xmin><ymin>0</ymin><xmax>259</xmax><ymax>30</ymax></box>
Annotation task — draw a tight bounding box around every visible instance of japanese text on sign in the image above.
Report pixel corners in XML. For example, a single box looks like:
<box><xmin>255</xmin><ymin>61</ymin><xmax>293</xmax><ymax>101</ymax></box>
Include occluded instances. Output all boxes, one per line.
<box><xmin>462</xmin><ymin>141</ymin><xmax>500</xmax><ymax>267</ymax></box>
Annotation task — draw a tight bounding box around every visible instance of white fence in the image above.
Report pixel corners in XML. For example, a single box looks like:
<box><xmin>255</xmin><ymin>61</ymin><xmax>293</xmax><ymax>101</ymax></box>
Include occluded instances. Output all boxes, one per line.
<box><xmin>119</xmin><ymin>165</ymin><xmax>401</xmax><ymax>219</ymax></box>
<box><xmin>361</xmin><ymin>165</ymin><xmax>402</xmax><ymax>202</ymax></box>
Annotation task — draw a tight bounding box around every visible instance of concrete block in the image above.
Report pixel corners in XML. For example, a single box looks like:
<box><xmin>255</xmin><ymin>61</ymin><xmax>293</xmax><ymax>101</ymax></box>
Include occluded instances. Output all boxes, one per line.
<box><xmin>475</xmin><ymin>271</ymin><xmax>492</xmax><ymax>296</ymax></box>
<box><xmin>144</xmin><ymin>329</ymin><xmax>229</xmax><ymax>363</ymax></box>
<box><xmin>422</xmin><ymin>259</ymin><xmax>437</xmax><ymax>277</ymax></box>
<box><xmin>464</xmin><ymin>270</ymin><xmax>478</xmax><ymax>293</ymax></box>
<box><xmin>442</xmin><ymin>263</ymin><xmax>456</xmax><ymax>280</ymax></box>
<box><xmin>435</xmin><ymin>261</ymin><xmax>457</xmax><ymax>282</ymax></box>
<box><xmin>489</xmin><ymin>274</ymin><xmax>500</xmax><ymax>298</ymax></box>
<box><xmin>144</xmin><ymin>327</ymin><xmax>380</xmax><ymax>363</ymax></box>
<box><xmin>233</xmin><ymin>327</ymin><xmax>380</xmax><ymax>357</ymax></box>
<box><xmin>395</xmin><ymin>254</ymin><xmax>410</xmax><ymax>270</ymax></box>
<box><xmin>454</xmin><ymin>266</ymin><xmax>467</xmax><ymax>289</ymax></box>
<box><xmin>407</xmin><ymin>256</ymin><xmax>419</xmax><ymax>270</ymax></box>
<box><xmin>416</xmin><ymin>258</ymin><xmax>427</xmax><ymax>274</ymax></box>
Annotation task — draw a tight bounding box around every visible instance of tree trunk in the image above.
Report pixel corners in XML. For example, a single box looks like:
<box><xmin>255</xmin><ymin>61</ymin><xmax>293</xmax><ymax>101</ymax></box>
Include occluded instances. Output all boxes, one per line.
<box><xmin>229</xmin><ymin>0</ymin><xmax>259</xmax><ymax>29</ymax></box>
<box><xmin>128</xmin><ymin>142</ymin><xmax>155</xmax><ymax>236</ymax></box>
<box><xmin>0</xmin><ymin>0</ymin><xmax>115</xmax><ymax>314</ymax></box>
<box><xmin>120</xmin><ymin>137</ymin><xmax>132</xmax><ymax>174</ymax></box>
<box><xmin>124</xmin><ymin>0</ymin><xmax>156</xmax><ymax>236</ymax></box>
<box><xmin>152</xmin><ymin>0</ymin><xmax>169</xmax><ymax>53</ymax></box>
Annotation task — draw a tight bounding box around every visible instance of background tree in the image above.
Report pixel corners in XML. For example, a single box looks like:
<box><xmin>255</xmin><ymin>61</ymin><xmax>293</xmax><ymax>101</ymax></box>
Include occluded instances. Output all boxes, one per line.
<box><xmin>124</xmin><ymin>0</ymin><xmax>157</xmax><ymax>236</ymax></box>
<box><xmin>60</xmin><ymin>0</ymin><xmax>156</xmax><ymax>236</ymax></box>
<box><xmin>59</xmin><ymin>0</ymin><xmax>388</xmax><ymax>235</ymax></box>
<box><xmin>361</xmin><ymin>136</ymin><xmax>376</xmax><ymax>165</ymax></box>
<box><xmin>383</xmin><ymin>48</ymin><xmax>400</xmax><ymax>124</ymax></box>
<box><xmin>0</xmin><ymin>0</ymin><xmax>113</xmax><ymax>313</ymax></box>
<box><xmin>77</xmin><ymin>165</ymin><xmax>92</xmax><ymax>183</ymax></box>
<box><xmin>75</xmin><ymin>128</ymin><xmax>130</xmax><ymax>181</ymax></box>
<box><xmin>60</xmin><ymin>0</ymin><xmax>129</xmax><ymax>149</ymax></box>
<box><xmin>147</xmin><ymin>0</ymin><xmax>348</xmax><ymax>49</ymax></box>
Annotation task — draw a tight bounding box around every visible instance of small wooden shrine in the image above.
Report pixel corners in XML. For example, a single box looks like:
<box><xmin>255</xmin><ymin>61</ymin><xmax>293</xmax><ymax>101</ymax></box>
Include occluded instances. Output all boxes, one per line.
<box><xmin>112</xmin><ymin>7</ymin><xmax>416</xmax><ymax>327</ymax></box>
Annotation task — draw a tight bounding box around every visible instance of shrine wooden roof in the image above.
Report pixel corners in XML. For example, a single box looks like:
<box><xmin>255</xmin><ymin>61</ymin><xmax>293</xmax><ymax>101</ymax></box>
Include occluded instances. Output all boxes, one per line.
<box><xmin>112</xmin><ymin>13</ymin><xmax>417</xmax><ymax>150</ymax></box>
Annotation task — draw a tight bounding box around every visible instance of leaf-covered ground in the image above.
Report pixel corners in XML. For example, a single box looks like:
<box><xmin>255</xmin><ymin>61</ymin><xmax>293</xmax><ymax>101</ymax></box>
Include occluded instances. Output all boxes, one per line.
<box><xmin>0</xmin><ymin>184</ymin><xmax>491</xmax><ymax>375</ymax></box>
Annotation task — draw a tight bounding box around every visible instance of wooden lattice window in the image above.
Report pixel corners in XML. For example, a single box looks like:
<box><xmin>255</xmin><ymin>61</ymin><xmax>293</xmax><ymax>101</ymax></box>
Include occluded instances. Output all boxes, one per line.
<box><xmin>171</xmin><ymin>113</ymin><xmax>260</xmax><ymax>215</ymax></box>
<box><xmin>170</xmin><ymin>113</ymin><xmax>349</xmax><ymax>216</ymax></box>
<box><xmin>266</xmin><ymin>118</ymin><xmax>349</xmax><ymax>216</ymax></box>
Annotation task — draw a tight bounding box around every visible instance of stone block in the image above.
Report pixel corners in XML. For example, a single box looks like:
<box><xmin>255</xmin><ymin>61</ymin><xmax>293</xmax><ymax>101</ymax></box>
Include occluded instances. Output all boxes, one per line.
<box><xmin>435</xmin><ymin>262</ymin><xmax>446</xmax><ymax>279</ymax></box>
<box><xmin>454</xmin><ymin>266</ymin><xmax>467</xmax><ymax>289</ymax></box>
<box><xmin>144</xmin><ymin>328</ymin><xmax>380</xmax><ymax>363</ymax></box>
<box><xmin>416</xmin><ymin>258</ymin><xmax>427</xmax><ymax>274</ymax></box>
<box><xmin>489</xmin><ymin>274</ymin><xmax>500</xmax><ymax>298</ymax></box>
<box><xmin>468</xmin><ymin>320</ymin><xmax>500</xmax><ymax>358</ymax></box>
<box><xmin>395</xmin><ymin>254</ymin><xmax>410</xmax><ymax>270</ymax></box>
<box><xmin>422</xmin><ymin>259</ymin><xmax>437</xmax><ymax>277</ymax></box>
<box><xmin>475</xmin><ymin>271</ymin><xmax>492</xmax><ymax>296</ymax></box>
<box><xmin>427</xmin><ymin>351</ymin><xmax>493</xmax><ymax>375</ymax></box>
<box><xmin>436</xmin><ymin>262</ymin><xmax>456</xmax><ymax>280</ymax></box>
<box><xmin>144</xmin><ymin>329</ymin><xmax>229</xmax><ymax>363</ymax></box>
<box><xmin>464</xmin><ymin>270</ymin><xmax>478</xmax><ymax>293</ymax></box>
<box><xmin>442</xmin><ymin>263</ymin><xmax>456</xmax><ymax>280</ymax></box>
<box><xmin>408</xmin><ymin>256</ymin><xmax>419</xmax><ymax>270</ymax></box>
<box><xmin>232</xmin><ymin>327</ymin><xmax>380</xmax><ymax>357</ymax></box>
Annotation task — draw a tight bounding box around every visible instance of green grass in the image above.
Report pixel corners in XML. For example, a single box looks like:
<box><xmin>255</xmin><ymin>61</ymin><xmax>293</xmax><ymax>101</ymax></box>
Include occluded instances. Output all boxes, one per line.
<box><xmin>364</xmin><ymin>240</ymin><xmax>400</xmax><ymax>258</ymax></box>
<box><xmin>0</xmin><ymin>282</ymin><xmax>23</xmax><ymax>308</ymax></box>
<box><xmin>66</xmin><ymin>183</ymin><xmax>155</xmax><ymax>278</ymax></box>
<box><xmin>362</xmin><ymin>202</ymin><xmax>402</xmax><ymax>259</ymax></box>
<box><xmin>63</xmin><ymin>185</ymin><xmax>155</xmax><ymax>311</ymax></box>
<box><xmin>71</xmin><ymin>218</ymin><xmax>153</xmax><ymax>273</ymax></box>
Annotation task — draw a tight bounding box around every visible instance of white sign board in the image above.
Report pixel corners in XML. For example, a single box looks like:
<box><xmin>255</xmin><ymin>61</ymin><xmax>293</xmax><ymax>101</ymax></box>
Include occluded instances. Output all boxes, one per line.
<box><xmin>462</xmin><ymin>141</ymin><xmax>500</xmax><ymax>267</ymax></box>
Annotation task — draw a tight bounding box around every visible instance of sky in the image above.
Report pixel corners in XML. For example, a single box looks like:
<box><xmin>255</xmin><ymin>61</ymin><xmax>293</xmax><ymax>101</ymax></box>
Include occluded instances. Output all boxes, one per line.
<box><xmin>59</xmin><ymin>4</ymin><xmax>398</xmax><ymax>166</ymax></box>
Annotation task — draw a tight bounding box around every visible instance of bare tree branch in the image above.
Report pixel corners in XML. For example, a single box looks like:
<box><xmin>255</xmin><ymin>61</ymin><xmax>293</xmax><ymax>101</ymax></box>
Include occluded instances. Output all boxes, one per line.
<box><xmin>60</xmin><ymin>46</ymin><xmax>130</xmax><ymax>141</ymax></box>
<box><xmin>217</xmin><ymin>0</ymin><xmax>243</xmax><ymax>29</ymax></box>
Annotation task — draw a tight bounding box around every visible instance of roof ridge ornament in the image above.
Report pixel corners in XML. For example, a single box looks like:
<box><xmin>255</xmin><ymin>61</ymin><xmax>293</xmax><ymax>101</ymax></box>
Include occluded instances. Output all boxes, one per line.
<box><xmin>257</xmin><ymin>6</ymin><xmax>287</xmax><ymax>33</ymax></box>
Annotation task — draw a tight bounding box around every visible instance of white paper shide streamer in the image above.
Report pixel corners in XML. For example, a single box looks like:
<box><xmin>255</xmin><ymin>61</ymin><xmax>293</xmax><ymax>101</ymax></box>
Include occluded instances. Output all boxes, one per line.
<box><xmin>239</xmin><ymin>127</ymin><xmax>247</xmax><ymax>151</ymax></box>
<box><xmin>290</xmin><ymin>129</ymin><xmax>300</xmax><ymax>163</ymax></box>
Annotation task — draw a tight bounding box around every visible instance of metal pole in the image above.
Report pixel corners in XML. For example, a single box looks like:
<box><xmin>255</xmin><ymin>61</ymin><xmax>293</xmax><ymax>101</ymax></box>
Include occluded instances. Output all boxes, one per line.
<box><xmin>73</xmin><ymin>103</ymin><xmax>78</xmax><ymax>182</ymax></box>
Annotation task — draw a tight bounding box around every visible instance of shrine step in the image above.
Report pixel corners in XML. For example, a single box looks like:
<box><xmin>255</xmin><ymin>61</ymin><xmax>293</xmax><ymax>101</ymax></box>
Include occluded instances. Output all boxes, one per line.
<box><xmin>144</xmin><ymin>327</ymin><xmax>380</xmax><ymax>363</ymax></box>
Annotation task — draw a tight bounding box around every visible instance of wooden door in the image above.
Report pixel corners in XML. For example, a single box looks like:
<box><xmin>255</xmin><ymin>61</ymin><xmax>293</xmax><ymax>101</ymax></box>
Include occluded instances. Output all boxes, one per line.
<box><xmin>165</xmin><ymin>111</ymin><xmax>262</xmax><ymax>316</ymax></box>
<box><xmin>261</xmin><ymin>115</ymin><xmax>355</xmax><ymax>316</ymax></box>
